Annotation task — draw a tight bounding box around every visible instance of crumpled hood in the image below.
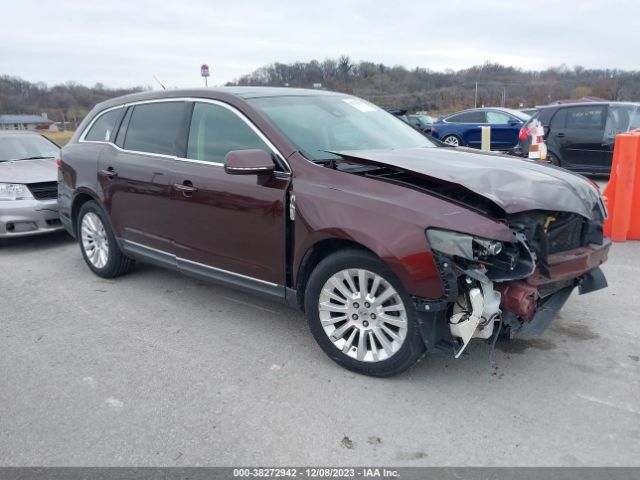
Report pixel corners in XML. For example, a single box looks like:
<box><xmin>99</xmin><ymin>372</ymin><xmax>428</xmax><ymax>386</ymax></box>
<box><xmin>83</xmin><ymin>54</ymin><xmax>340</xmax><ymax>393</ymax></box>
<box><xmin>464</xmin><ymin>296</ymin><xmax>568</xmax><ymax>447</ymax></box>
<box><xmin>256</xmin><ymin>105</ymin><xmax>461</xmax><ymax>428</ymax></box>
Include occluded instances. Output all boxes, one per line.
<box><xmin>334</xmin><ymin>147</ymin><xmax>602</xmax><ymax>218</ymax></box>
<box><xmin>0</xmin><ymin>158</ymin><xmax>57</xmax><ymax>184</ymax></box>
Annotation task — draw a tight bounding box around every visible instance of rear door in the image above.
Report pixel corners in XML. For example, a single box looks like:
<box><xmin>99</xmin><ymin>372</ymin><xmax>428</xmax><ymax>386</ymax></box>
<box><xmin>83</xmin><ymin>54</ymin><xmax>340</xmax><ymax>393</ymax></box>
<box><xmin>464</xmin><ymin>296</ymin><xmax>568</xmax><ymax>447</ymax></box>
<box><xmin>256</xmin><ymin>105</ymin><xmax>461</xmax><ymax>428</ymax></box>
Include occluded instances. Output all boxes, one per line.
<box><xmin>170</xmin><ymin>100</ymin><xmax>290</xmax><ymax>293</ymax></box>
<box><xmin>99</xmin><ymin>100</ymin><xmax>188</xmax><ymax>254</ymax></box>
<box><xmin>553</xmin><ymin>105</ymin><xmax>608</xmax><ymax>170</ymax></box>
<box><xmin>445</xmin><ymin>111</ymin><xmax>486</xmax><ymax>147</ymax></box>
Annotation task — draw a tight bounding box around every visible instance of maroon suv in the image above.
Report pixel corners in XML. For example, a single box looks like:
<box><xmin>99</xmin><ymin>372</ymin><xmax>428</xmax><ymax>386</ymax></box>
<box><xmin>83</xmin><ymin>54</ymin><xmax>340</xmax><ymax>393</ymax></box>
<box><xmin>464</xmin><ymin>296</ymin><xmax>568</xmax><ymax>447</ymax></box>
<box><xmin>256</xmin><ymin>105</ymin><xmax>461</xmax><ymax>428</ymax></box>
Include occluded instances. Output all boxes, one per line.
<box><xmin>58</xmin><ymin>88</ymin><xmax>610</xmax><ymax>377</ymax></box>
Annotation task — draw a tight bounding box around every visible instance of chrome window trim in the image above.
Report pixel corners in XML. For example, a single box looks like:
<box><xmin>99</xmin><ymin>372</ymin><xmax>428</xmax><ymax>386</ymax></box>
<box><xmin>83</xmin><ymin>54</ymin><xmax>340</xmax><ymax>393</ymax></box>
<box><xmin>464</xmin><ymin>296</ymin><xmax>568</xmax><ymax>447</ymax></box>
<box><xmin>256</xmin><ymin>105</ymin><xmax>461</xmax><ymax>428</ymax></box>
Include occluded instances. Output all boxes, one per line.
<box><xmin>123</xmin><ymin>239</ymin><xmax>280</xmax><ymax>288</ymax></box>
<box><xmin>79</xmin><ymin>104</ymin><xmax>126</xmax><ymax>142</ymax></box>
<box><xmin>78</xmin><ymin>97</ymin><xmax>291</xmax><ymax>174</ymax></box>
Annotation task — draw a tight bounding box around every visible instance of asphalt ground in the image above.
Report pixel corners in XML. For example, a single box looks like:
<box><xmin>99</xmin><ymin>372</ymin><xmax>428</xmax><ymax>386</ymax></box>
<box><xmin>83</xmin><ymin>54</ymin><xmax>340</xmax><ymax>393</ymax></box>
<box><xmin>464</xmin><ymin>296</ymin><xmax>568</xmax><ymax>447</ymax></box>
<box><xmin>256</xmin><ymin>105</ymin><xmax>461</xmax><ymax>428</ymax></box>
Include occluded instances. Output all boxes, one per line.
<box><xmin>1</xmin><ymin>229</ymin><xmax>639</xmax><ymax>466</ymax></box>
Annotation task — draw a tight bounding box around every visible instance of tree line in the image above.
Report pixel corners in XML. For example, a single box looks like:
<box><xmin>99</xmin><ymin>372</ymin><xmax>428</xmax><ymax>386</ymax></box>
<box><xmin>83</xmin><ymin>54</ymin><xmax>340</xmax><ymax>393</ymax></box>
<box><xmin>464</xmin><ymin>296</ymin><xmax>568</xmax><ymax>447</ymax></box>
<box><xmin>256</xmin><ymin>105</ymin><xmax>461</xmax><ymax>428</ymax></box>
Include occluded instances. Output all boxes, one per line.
<box><xmin>2</xmin><ymin>58</ymin><xmax>639</xmax><ymax>125</ymax></box>
<box><xmin>227</xmin><ymin>57</ymin><xmax>640</xmax><ymax>113</ymax></box>
<box><xmin>0</xmin><ymin>76</ymin><xmax>143</xmax><ymax>126</ymax></box>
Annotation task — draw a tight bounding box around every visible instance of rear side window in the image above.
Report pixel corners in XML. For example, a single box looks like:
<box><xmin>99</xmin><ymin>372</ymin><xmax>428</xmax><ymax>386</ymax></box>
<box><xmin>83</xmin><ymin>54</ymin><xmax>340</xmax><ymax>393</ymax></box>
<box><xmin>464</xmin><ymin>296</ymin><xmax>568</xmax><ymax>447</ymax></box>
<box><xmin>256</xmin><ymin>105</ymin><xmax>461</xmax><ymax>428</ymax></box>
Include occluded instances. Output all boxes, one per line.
<box><xmin>123</xmin><ymin>102</ymin><xmax>186</xmax><ymax>156</ymax></box>
<box><xmin>84</xmin><ymin>108</ymin><xmax>122</xmax><ymax>142</ymax></box>
<box><xmin>447</xmin><ymin>111</ymin><xmax>486</xmax><ymax>123</ymax></box>
<box><xmin>550</xmin><ymin>109</ymin><xmax>567</xmax><ymax>128</ymax></box>
<box><xmin>566</xmin><ymin>106</ymin><xmax>606</xmax><ymax>130</ymax></box>
<box><xmin>187</xmin><ymin>102</ymin><xmax>270</xmax><ymax>164</ymax></box>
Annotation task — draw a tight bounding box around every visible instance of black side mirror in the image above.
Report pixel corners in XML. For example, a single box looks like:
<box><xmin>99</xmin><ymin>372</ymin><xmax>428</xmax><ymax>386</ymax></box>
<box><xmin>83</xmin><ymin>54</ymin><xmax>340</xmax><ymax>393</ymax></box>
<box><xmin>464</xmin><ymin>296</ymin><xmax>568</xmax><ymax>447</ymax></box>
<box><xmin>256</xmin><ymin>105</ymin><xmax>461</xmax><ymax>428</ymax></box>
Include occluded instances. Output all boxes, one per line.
<box><xmin>509</xmin><ymin>119</ymin><xmax>521</xmax><ymax>126</ymax></box>
<box><xmin>224</xmin><ymin>149</ymin><xmax>275</xmax><ymax>175</ymax></box>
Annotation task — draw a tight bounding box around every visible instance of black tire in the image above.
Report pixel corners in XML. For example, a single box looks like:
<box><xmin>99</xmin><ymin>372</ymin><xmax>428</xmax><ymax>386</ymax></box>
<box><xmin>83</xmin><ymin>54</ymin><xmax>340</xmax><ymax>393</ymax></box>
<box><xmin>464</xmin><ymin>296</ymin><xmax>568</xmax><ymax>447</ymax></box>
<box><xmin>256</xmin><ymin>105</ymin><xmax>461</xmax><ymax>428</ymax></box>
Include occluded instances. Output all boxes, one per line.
<box><xmin>442</xmin><ymin>135</ymin><xmax>462</xmax><ymax>147</ymax></box>
<box><xmin>304</xmin><ymin>249</ymin><xmax>426</xmax><ymax>377</ymax></box>
<box><xmin>76</xmin><ymin>201</ymin><xmax>135</xmax><ymax>278</ymax></box>
<box><xmin>548</xmin><ymin>152</ymin><xmax>561</xmax><ymax>166</ymax></box>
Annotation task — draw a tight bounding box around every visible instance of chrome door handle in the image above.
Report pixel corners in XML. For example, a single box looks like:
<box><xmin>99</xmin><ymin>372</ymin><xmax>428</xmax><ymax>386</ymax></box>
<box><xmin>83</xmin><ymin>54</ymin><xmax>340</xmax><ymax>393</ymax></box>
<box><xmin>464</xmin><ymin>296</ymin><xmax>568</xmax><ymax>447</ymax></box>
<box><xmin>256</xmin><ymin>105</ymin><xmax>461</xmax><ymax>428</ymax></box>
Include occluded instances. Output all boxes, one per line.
<box><xmin>99</xmin><ymin>168</ymin><xmax>118</xmax><ymax>178</ymax></box>
<box><xmin>173</xmin><ymin>183</ymin><xmax>198</xmax><ymax>193</ymax></box>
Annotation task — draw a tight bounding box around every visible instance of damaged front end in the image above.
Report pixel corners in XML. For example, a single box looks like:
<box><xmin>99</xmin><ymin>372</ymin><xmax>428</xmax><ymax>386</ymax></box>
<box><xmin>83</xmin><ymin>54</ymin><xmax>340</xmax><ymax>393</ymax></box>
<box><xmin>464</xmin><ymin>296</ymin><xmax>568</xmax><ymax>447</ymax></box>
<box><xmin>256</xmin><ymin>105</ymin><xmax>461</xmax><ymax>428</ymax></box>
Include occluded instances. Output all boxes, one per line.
<box><xmin>425</xmin><ymin>207</ymin><xmax>610</xmax><ymax>357</ymax></box>
<box><xmin>327</xmin><ymin>147</ymin><xmax>611</xmax><ymax>357</ymax></box>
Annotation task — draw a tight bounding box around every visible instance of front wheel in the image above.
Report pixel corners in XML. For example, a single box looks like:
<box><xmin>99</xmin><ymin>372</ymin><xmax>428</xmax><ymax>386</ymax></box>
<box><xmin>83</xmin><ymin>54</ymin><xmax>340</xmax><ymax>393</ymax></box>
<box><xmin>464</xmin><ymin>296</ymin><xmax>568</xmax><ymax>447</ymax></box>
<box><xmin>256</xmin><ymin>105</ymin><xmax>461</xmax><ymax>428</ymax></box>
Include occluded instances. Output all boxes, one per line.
<box><xmin>304</xmin><ymin>249</ymin><xmax>425</xmax><ymax>377</ymax></box>
<box><xmin>547</xmin><ymin>152</ymin><xmax>561</xmax><ymax>166</ymax></box>
<box><xmin>77</xmin><ymin>201</ymin><xmax>135</xmax><ymax>278</ymax></box>
<box><xmin>442</xmin><ymin>135</ymin><xmax>462</xmax><ymax>147</ymax></box>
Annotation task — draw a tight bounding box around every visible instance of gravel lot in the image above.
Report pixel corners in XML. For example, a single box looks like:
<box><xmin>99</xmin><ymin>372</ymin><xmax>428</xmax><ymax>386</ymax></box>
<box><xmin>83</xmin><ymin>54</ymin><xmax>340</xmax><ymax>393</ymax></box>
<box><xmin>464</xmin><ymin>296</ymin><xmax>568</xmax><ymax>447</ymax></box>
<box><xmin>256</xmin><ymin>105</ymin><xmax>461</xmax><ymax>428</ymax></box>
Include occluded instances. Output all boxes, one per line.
<box><xmin>1</xmin><ymin>231</ymin><xmax>639</xmax><ymax>466</ymax></box>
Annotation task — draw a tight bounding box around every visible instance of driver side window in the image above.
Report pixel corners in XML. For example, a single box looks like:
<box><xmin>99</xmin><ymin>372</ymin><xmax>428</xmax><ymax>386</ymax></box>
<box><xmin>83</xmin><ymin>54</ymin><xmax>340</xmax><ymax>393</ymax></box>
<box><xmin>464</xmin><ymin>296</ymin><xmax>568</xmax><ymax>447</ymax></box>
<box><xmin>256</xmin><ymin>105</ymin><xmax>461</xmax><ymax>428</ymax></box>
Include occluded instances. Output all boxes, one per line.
<box><xmin>187</xmin><ymin>102</ymin><xmax>271</xmax><ymax>164</ymax></box>
<box><xmin>486</xmin><ymin>111</ymin><xmax>511</xmax><ymax>124</ymax></box>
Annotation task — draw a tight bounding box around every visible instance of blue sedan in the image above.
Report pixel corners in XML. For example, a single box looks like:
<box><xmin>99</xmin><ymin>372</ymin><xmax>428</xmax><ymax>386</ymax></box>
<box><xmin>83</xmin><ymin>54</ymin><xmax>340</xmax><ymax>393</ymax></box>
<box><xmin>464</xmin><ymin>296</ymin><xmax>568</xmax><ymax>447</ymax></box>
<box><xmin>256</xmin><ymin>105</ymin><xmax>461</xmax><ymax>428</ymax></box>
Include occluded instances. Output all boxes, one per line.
<box><xmin>430</xmin><ymin>108</ymin><xmax>530</xmax><ymax>150</ymax></box>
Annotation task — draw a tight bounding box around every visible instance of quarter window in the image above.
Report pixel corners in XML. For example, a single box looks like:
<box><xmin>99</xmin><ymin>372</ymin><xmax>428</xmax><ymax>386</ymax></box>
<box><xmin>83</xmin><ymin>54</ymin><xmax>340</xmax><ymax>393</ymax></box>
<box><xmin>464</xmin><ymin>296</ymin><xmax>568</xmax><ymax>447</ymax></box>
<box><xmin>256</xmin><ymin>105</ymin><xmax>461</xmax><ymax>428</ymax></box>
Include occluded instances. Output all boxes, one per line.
<box><xmin>187</xmin><ymin>102</ymin><xmax>270</xmax><ymax>164</ymax></box>
<box><xmin>84</xmin><ymin>108</ymin><xmax>122</xmax><ymax>142</ymax></box>
<box><xmin>566</xmin><ymin>106</ymin><xmax>605</xmax><ymax>130</ymax></box>
<box><xmin>123</xmin><ymin>102</ymin><xmax>186</xmax><ymax>156</ymax></box>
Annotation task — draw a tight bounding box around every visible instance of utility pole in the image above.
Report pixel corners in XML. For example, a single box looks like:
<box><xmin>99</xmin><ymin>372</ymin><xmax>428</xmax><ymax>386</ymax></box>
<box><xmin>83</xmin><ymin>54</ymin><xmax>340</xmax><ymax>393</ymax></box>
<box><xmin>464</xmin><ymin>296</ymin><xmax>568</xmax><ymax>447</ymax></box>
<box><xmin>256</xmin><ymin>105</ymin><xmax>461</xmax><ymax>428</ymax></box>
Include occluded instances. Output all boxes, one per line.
<box><xmin>474</xmin><ymin>64</ymin><xmax>485</xmax><ymax>108</ymax></box>
<box><xmin>475</xmin><ymin>82</ymin><xmax>478</xmax><ymax>109</ymax></box>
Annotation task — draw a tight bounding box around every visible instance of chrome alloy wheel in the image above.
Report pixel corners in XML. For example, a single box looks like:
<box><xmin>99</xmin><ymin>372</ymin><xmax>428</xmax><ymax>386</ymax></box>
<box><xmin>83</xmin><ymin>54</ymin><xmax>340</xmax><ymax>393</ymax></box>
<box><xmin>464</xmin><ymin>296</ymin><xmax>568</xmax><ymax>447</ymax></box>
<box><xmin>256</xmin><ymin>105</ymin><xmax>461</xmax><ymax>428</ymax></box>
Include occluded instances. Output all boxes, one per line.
<box><xmin>80</xmin><ymin>212</ymin><xmax>109</xmax><ymax>269</ymax></box>
<box><xmin>443</xmin><ymin>135</ymin><xmax>461</xmax><ymax>146</ymax></box>
<box><xmin>318</xmin><ymin>269</ymin><xmax>408</xmax><ymax>362</ymax></box>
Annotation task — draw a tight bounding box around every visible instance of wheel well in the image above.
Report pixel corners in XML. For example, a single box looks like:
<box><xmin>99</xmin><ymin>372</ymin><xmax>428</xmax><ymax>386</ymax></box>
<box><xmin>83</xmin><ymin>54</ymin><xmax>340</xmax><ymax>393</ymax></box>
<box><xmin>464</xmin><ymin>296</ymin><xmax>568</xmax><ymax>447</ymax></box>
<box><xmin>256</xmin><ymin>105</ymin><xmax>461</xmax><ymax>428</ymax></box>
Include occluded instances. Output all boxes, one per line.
<box><xmin>295</xmin><ymin>238</ymin><xmax>375</xmax><ymax>311</ymax></box>
<box><xmin>71</xmin><ymin>193</ymin><xmax>95</xmax><ymax>234</ymax></box>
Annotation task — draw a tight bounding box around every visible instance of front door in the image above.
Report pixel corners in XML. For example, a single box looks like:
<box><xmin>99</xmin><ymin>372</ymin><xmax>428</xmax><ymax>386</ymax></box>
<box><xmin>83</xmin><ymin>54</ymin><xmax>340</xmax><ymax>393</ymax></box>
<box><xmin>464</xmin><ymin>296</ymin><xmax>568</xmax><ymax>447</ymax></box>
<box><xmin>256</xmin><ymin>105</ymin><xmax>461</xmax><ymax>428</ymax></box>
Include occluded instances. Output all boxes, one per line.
<box><xmin>486</xmin><ymin>110</ymin><xmax>522</xmax><ymax>149</ymax></box>
<box><xmin>170</xmin><ymin>101</ymin><xmax>290</xmax><ymax>293</ymax></box>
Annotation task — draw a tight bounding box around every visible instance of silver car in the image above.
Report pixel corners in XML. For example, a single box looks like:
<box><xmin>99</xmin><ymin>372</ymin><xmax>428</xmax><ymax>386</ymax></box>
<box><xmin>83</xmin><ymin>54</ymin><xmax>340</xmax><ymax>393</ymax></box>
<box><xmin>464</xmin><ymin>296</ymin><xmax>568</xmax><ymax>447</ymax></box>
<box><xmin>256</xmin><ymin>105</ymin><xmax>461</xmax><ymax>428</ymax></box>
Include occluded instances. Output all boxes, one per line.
<box><xmin>0</xmin><ymin>131</ymin><xmax>64</xmax><ymax>237</ymax></box>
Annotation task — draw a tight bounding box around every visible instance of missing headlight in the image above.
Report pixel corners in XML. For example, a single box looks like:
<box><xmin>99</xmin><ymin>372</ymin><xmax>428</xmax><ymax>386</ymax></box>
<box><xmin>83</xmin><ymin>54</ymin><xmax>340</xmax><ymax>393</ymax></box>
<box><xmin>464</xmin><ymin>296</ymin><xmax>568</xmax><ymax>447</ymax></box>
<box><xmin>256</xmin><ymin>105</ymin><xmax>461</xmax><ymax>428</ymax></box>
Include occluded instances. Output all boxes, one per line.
<box><xmin>426</xmin><ymin>229</ymin><xmax>536</xmax><ymax>282</ymax></box>
<box><xmin>426</xmin><ymin>229</ymin><xmax>502</xmax><ymax>261</ymax></box>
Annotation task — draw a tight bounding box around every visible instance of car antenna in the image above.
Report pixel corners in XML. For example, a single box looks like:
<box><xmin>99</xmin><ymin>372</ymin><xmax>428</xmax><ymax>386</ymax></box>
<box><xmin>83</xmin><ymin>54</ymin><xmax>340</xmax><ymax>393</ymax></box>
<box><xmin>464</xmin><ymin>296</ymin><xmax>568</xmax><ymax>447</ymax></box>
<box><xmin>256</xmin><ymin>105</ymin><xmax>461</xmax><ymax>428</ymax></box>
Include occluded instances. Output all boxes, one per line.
<box><xmin>153</xmin><ymin>75</ymin><xmax>166</xmax><ymax>90</ymax></box>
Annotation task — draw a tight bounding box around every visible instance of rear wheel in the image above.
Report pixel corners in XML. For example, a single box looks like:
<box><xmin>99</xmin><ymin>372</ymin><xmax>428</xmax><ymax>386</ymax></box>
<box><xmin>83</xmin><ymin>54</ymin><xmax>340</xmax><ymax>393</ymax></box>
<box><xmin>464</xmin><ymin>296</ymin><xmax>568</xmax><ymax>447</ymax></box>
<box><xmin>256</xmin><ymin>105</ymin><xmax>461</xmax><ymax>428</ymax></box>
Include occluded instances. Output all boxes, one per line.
<box><xmin>77</xmin><ymin>201</ymin><xmax>135</xmax><ymax>278</ymax></box>
<box><xmin>304</xmin><ymin>249</ymin><xmax>425</xmax><ymax>377</ymax></box>
<box><xmin>442</xmin><ymin>135</ymin><xmax>462</xmax><ymax>147</ymax></box>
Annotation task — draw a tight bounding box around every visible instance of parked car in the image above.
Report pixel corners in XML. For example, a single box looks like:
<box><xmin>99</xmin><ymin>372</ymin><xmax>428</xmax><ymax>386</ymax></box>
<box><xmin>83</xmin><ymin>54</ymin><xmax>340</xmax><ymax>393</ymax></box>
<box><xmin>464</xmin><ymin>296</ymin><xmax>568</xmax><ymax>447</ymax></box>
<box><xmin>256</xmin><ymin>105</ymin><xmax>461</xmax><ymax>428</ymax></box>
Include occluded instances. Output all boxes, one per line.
<box><xmin>430</xmin><ymin>107</ymin><xmax>530</xmax><ymax>149</ymax></box>
<box><xmin>0</xmin><ymin>131</ymin><xmax>63</xmax><ymax>237</ymax></box>
<box><xmin>514</xmin><ymin>102</ymin><xmax>640</xmax><ymax>173</ymax></box>
<box><xmin>407</xmin><ymin>114</ymin><xmax>436</xmax><ymax>134</ymax></box>
<box><xmin>59</xmin><ymin>88</ymin><xmax>609</xmax><ymax>377</ymax></box>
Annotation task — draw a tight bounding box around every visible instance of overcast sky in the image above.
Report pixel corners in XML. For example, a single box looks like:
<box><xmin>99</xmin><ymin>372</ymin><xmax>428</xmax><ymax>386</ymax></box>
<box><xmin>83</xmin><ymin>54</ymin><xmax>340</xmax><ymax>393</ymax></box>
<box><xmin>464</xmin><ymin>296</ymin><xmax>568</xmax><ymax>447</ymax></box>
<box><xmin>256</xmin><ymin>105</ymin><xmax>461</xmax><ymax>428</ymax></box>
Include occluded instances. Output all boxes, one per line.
<box><xmin>1</xmin><ymin>0</ymin><xmax>638</xmax><ymax>89</ymax></box>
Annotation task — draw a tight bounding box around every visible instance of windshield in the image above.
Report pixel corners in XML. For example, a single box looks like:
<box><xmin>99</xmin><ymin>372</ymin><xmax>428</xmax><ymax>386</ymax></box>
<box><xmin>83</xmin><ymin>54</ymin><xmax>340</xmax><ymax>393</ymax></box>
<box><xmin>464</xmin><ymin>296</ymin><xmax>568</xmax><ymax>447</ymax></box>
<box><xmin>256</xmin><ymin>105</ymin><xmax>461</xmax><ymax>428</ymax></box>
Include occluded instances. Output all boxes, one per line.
<box><xmin>504</xmin><ymin>109</ymin><xmax>531</xmax><ymax>121</ymax></box>
<box><xmin>248</xmin><ymin>95</ymin><xmax>436</xmax><ymax>161</ymax></box>
<box><xmin>0</xmin><ymin>134</ymin><xmax>59</xmax><ymax>162</ymax></box>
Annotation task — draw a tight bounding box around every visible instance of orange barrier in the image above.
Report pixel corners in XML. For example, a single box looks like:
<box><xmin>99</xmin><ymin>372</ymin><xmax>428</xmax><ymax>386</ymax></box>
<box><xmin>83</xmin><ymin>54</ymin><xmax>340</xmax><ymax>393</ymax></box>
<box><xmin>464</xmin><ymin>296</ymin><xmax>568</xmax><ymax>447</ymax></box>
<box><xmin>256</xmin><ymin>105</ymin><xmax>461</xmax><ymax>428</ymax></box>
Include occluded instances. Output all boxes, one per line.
<box><xmin>603</xmin><ymin>129</ymin><xmax>640</xmax><ymax>241</ymax></box>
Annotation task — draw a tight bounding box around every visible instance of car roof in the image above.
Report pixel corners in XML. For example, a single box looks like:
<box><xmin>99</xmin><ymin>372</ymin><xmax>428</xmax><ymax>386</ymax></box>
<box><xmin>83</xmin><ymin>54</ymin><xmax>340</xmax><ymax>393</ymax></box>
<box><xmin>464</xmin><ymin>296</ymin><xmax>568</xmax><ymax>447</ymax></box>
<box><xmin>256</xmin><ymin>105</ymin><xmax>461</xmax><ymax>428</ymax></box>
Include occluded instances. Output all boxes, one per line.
<box><xmin>86</xmin><ymin>87</ymin><xmax>349</xmax><ymax>116</ymax></box>
<box><xmin>444</xmin><ymin>107</ymin><xmax>529</xmax><ymax>120</ymax></box>
<box><xmin>537</xmin><ymin>101</ymin><xmax>640</xmax><ymax>110</ymax></box>
<box><xmin>101</xmin><ymin>86</ymin><xmax>340</xmax><ymax>105</ymax></box>
<box><xmin>446</xmin><ymin>107</ymin><xmax>524</xmax><ymax>115</ymax></box>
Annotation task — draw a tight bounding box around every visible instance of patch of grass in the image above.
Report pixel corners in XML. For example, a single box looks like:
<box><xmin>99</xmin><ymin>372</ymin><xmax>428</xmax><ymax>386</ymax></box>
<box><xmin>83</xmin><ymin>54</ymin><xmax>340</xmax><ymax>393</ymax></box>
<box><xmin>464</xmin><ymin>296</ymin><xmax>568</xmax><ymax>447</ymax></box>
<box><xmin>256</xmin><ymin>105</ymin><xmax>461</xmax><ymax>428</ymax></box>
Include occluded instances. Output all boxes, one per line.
<box><xmin>42</xmin><ymin>130</ymin><xmax>75</xmax><ymax>147</ymax></box>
